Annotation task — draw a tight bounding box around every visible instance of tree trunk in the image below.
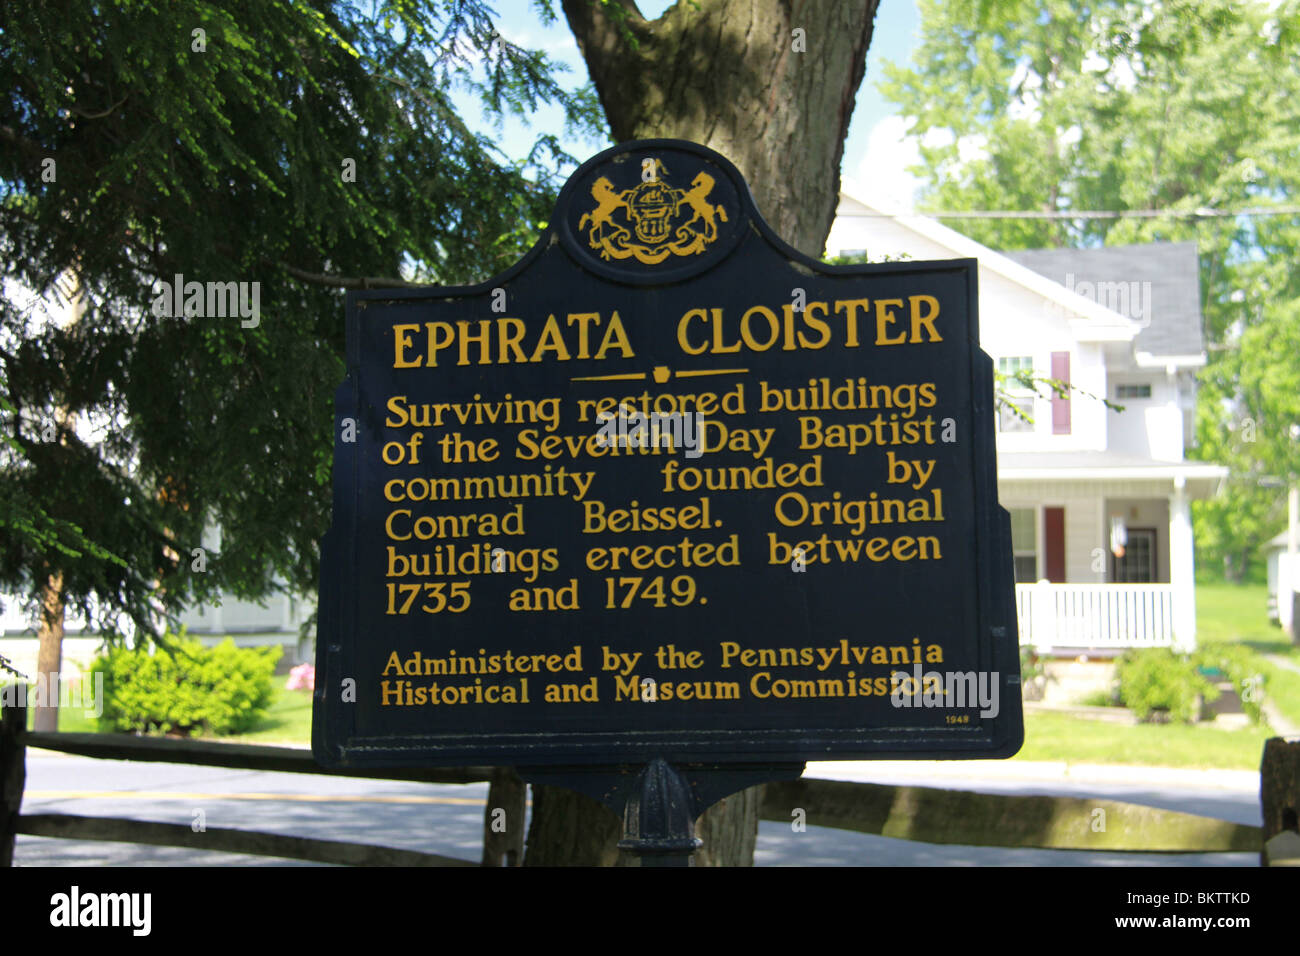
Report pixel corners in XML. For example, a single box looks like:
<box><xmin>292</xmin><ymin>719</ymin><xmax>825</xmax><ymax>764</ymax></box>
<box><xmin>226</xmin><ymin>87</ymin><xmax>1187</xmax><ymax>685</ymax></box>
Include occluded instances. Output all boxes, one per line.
<box><xmin>32</xmin><ymin>569</ymin><xmax>65</xmax><ymax>733</ymax></box>
<box><xmin>691</xmin><ymin>783</ymin><xmax>761</xmax><ymax>866</ymax></box>
<box><xmin>32</xmin><ymin>270</ymin><xmax>84</xmax><ymax>735</ymax></box>
<box><xmin>522</xmin><ymin>0</ymin><xmax>879</xmax><ymax>866</ymax></box>
<box><xmin>523</xmin><ymin>784</ymin><xmax>623</xmax><ymax>867</ymax></box>
<box><xmin>1222</xmin><ymin>551</ymin><xmax>1242</xmax><ymax>584</ymax></box>
<box><xmin>563</xmin><ymin>0</ymin><xmax>878</xmax><ymax>254</ymax></box>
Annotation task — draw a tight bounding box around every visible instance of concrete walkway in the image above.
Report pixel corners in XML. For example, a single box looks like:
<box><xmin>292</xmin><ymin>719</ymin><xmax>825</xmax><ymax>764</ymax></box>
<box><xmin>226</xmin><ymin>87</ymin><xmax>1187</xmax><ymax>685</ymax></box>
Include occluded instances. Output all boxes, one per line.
<box><xmin>1270</xmin><ymin>655</ymin><xmax>1300</xmax><ymax>674</ymax></box>
<box><xmin>806</xmin><ymin>759</ymin><xmax>1260</xmax><ymax>790</ymax></box>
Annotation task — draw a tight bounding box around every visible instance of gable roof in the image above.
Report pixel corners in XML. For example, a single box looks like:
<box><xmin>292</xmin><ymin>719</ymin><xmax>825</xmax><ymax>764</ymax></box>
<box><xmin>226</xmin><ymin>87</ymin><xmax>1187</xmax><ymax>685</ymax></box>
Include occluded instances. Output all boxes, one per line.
<box><xmin>1003</xmin><ymin>242</ymin><xmax>1205</xmax><ymax>362</ymax></box>
<box><xmin>1263</xmin><ymin>529</ymin><xmax>1296</xmax><ymax>552</ymax></box>
<box><xmin>833</xmin><ymin>186</ymin><xmax>1143</xmax><ymax>343</ymax></box>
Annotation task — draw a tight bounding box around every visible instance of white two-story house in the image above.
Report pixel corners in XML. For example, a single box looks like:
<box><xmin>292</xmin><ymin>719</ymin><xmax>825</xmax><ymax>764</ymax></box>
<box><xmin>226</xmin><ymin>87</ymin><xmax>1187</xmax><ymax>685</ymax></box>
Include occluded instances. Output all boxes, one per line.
<box><xmin>827</xmin><ymin>185</ymin><xmax>1228</xmax><ymax>652</ymax></box>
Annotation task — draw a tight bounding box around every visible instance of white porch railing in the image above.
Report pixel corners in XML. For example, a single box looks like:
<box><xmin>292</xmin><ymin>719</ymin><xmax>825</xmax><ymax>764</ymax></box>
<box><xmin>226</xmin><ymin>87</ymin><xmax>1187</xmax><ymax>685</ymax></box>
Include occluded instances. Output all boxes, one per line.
<box><xmin>1015</xmin><ymin>583</ymin><xmax>1176</xmax><ymax>649</ymax></box>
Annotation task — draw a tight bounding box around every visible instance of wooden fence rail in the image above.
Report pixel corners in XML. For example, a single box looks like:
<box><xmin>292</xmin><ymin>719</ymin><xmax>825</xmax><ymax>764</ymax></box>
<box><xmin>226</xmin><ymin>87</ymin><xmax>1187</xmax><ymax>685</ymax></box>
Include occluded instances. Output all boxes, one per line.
<box><xmin>759</xmin><ymin>778</ymin><xmax>1260</xmax><ymax>853</ymax></box>
<box><xmin>17</xmin><ymin>813</ymin><xmax>474</xmax><ymax>867</ymax></box>
<box><xmin>24</xmin><ymin>730</ymin><xmax>494</xmax><ymax>784</ymax></box>
<box><xmin>4</xmin><ymin>702</ymin><xmax>1292</xmax><ymax>865</ymax></box>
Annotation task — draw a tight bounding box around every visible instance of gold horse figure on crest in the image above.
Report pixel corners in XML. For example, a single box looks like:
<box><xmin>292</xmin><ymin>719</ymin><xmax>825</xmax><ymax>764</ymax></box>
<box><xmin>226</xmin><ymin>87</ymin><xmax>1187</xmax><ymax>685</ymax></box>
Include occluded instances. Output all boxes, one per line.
<box><xmin>677</xmin><ymin>172</ymin><xmax>728</xmax><ymax>245</ymax></box>
<box><xmin>578</xmin><ymin>161</ymin><xmax>728</xmax><ymax>263</ymax></box>
<box><xmin>579</xmin><ymin>176</ymin><xmax>627</xmax><ymax>236</ymax></box>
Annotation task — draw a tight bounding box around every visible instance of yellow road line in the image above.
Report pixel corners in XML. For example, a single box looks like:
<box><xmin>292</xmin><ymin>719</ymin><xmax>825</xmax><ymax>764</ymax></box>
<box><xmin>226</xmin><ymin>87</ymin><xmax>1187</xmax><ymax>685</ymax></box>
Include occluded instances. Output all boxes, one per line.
<box><xmin>25</xmin><ymin>790</ymin><xmax>488</xmax><ymax>806</ymax></box>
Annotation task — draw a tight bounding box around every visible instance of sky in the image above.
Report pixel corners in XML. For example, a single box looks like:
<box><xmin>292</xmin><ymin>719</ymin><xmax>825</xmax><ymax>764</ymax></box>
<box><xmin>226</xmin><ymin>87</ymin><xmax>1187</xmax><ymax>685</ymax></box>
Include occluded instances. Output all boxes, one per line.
<box><xmin>456</xmin><ymin>0</ymin><xmax>924</xmax><ymax>208</ymax></box>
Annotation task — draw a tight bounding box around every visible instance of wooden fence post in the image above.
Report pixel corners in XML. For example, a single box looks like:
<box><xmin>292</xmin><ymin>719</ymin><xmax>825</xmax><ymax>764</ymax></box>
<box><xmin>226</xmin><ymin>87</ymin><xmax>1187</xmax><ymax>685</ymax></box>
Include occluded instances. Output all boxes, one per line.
<box><xmin>1</xmin><ymin>699</ymin><xmax>26</xmax><ymax>867</ymax></box>
<box><xmin>481</xmin><ymin>767</ymin><xmax>526</xmax><ymax>866</ymax></box>
<box><xmin>1261</xmin><ymin>737</ymin><xmax>1300</xmax><ymax>866</ymax></box>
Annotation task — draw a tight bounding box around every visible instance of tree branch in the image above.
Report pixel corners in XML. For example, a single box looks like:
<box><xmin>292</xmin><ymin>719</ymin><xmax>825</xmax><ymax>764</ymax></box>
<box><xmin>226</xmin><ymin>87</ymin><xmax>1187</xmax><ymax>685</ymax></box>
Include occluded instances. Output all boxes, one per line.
<box><xmin>273</xmin><ymin>261</ymin><xmax>425</xmax><ymax>290</ymax></box>
<box><xmin>561</xmin><ymin>0</ymin><xmax>654</xmax><ymax>139</ymax></box>
<box><xmin>127</xmin><ymin>234</ymin><xmax>423</xmax><ymax>291</ymax></box>
<box><xmin>563</xmin><ymin>0</ymin><xmax>648</xmax><ymax>41</ymax></box>
<box><xmin>0</xmin><ymin>124</ymin><xmax>54</xmax><ymax>163</ymax></box>
<box><xmin>70</xmin><ymin>95</ymin><xmax>129</xmax><ymax>121</ymax></box>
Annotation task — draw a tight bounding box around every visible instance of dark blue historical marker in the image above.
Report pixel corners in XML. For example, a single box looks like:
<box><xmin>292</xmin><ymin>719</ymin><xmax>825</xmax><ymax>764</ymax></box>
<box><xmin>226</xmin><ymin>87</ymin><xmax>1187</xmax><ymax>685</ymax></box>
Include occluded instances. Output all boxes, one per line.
<box><xmin>313</xmin><ymin>140</ymin><xmax>1022</xmax><ymax>862</ymax></box>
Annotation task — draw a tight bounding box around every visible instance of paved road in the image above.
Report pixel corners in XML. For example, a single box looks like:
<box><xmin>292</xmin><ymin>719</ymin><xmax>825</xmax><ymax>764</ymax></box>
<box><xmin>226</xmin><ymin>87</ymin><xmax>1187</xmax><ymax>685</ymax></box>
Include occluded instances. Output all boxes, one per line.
<box><xmin>13</xmin><ymin>752</ymin><xmax>1262</xmax><ymax>866</ymax></box>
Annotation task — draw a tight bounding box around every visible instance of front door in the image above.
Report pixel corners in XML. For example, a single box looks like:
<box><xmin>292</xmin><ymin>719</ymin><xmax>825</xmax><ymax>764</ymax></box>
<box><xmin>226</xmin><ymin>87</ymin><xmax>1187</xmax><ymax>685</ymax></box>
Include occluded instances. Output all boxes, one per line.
<box><xmin>1112</xmin><ymin>528</ymin><xmax>1157</xmax><ymax>583</ymax></box>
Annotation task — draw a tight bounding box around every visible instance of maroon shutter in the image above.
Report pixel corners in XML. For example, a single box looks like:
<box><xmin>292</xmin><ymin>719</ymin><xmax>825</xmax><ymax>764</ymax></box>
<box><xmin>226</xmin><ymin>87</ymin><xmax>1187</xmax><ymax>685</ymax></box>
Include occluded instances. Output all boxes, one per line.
<box><xmin>1051</xmin><ymin>351</ymin><xmax>1071</xmax><ymax>434</ymax></box>
<box><xmin>1044</xmin><ymin>507</ymin><xmax>1066</xmax><ymax>582</ymax></box>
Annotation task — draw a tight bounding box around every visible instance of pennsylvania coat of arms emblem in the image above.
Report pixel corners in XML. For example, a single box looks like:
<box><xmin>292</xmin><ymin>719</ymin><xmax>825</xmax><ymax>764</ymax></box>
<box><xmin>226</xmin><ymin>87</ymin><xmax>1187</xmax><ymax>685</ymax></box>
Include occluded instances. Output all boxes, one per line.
<box><xmin>578</xmin><ymin>159</ymin><xmax>728</xmax><ymax>264</ymax></box>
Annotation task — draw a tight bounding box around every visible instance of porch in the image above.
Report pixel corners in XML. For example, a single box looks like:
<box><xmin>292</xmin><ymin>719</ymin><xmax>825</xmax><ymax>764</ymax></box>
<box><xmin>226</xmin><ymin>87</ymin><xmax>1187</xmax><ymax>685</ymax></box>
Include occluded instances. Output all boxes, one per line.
<box><xmin>998</xmin><ymin>456</ymin><xmax>1228</xmax><ymax>652</ymax></box>
<box><xmin>1015</xmin><ymin>582</ymin><xmax>1176</xmax><ymax>651</ymax></box>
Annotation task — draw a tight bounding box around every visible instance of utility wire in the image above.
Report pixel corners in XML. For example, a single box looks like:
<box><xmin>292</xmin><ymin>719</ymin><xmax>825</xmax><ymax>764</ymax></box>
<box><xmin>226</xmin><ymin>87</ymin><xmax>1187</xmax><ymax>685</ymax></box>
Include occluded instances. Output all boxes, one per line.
<box><xmin>840</xmin><ymin>206</ymin><xmax>1300</xmax><ymax>220</ymax></box>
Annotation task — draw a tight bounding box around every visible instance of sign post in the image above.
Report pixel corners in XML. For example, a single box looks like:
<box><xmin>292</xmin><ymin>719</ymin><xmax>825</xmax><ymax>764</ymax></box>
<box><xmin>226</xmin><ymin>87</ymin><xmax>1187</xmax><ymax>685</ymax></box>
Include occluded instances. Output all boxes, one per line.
<box><xmin>313</xmin><ymin>139</ymin><xmax>1023</xmax><ymax>863</ymax></box>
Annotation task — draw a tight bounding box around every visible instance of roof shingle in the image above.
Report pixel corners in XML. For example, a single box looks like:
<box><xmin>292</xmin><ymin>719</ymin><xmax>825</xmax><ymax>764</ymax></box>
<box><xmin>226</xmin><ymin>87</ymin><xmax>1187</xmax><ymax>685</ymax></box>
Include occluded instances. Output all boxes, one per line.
<box><xmin>1005</xmin><ymin>242</ymin><xmax>1204</xmax><ymax>357</ymax></box>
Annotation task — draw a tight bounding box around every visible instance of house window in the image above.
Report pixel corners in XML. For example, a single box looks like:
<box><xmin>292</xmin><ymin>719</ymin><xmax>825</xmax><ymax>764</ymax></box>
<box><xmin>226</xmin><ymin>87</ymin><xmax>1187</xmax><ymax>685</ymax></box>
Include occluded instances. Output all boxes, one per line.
<box><xmin>999</xmin><ymin>396</ymin><xmax>1035</xmax><ymax>432</ymax></box>
<box><xmin>998</xmin><ymin>356</ymin><xmax>1035</xmax><ymax>432</ymax></box>
<box><xmin>1009</xmin><ymin>508</ymin><xmax>1038</xmax><ymax>582</ymax></box>
<box><xmin>998</xmin><ymin>356</ymin><xmax>1034</xmax><ymax>379</ymax></box>
<box><xmin>1116</xmin><ymin>383</ymin><xmax>1152</xmax><ymax>400</ymax></box>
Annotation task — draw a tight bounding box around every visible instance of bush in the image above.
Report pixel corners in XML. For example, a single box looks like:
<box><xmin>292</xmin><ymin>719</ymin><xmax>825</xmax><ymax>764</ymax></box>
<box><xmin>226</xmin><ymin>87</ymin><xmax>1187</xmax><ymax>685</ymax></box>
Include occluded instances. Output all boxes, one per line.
<box><xmin>90</xmin><ymin>635</ymin><xmax>280</xmax><ymax>736</ymax></box>
<box><xmin>1019</xmin><ymin>646</ymin><xmax>1046</xmax><ymax>682</ymax></box>
<box><xmin>1116</xmin><ymin>648</ymin><xmax>1218</xmax><ymax>724</ymax></box>
<box><xmin>1192</xmin><ymin>643</ymin><xmax>1268</xmax><ymax>724</ymax></box>
<box><xmin>1080</xmin><ymin>687</ymin><xmax>1121</xmax><ymax>707</ymax></box>
<box><xmin>1019</xmin><ymin>646</ymin><xmax>1050</xmax><ymax>700</ymax></box>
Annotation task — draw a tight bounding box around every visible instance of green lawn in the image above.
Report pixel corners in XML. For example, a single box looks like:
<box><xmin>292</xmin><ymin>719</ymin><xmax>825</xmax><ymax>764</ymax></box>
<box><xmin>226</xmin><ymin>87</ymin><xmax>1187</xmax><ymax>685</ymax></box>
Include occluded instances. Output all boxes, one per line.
<box><xmin>1008</xmin><ymin>581</ymin><xmax>1299</xmax><ymax>769</ymax></box>
<box><xmin>22</xmin><ymin>677</ymin><xmax>99</xmax><ymax>734</ymax></box>
<box><xmin>232</xmin><ymin>685</ymin><xmax>313</xmax><ymax>745</ymax></box>
<box><xmin>1257</xmin><ymin>662</ymin><xmax>1300</xmax><ymax>729</ymax></box>
<box><xmin>1196</xmin><ymin>580</ymin><xmax>1300</xmax><ymax>728</ymax></box>
<box><xmin>1196</xmin><ymin>580</ymin><xmax>1296</xmax><ymax>655</ymax></box>
<box><xmin>1014</xmin><ymin>712</ymin><xmax>1273</xmax><ymax>770</ymax></box>
<box><xmin>26</xmin><ymin>680</ymin><xmax>314</xmax><ymax>745</ymax></box>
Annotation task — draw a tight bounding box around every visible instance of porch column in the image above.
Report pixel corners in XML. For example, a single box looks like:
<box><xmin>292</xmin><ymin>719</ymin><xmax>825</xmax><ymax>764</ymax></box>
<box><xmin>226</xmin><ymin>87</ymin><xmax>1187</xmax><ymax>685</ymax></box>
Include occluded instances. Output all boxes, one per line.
<box><xmin>1169</xmin><ymin>476</ymin><xmax>1196</xmax><ymax>651</ymax></box>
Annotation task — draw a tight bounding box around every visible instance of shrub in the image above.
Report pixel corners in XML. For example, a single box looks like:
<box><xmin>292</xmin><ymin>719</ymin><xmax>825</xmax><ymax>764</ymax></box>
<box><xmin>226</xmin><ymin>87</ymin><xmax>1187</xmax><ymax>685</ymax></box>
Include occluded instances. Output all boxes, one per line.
<box><xmin>1019</xmin><ymin>646</ymin><xmax>1051</xmax><ymax>700</ymax></box>
<box><xmin>1080</xmin><ymin>688</ymin><xmax>1120</xmax><ymax>707</ymax></box>
<box><xmin>90</xmin><ymin>635</ymin><xmax>280</xmax><ymax>736</ymax></box>
<box><xmin>285</xmin><ymin>662</ymin><xmax>315</xmax><ymax>691</ymax></box>
<box><xmin>1116</xmin><ymin>648</ymin><xmax>1218</xmax><ymax>724</ymax></box>
<box><xmin>1192</xmin><ymin>643</ymin><xmax>1268</xmax><ymax>724</ymax></box>
<box><xmin>1019</xmin><ymin>646</ymin><xmax>1046</xmax><ymax>683</ymax></box>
